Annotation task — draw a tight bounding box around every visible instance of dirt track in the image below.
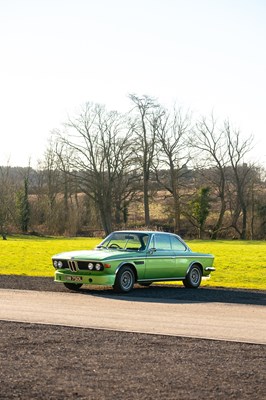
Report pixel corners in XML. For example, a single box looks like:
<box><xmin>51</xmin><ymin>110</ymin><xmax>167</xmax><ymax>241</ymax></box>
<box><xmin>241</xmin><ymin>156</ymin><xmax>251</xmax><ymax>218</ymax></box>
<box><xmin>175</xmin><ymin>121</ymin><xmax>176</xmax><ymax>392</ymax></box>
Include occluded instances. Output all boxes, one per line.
<box><xmin>0</xmin><ymin>276</ymin><xmax>265</xmax><ymax>399</ymax></box>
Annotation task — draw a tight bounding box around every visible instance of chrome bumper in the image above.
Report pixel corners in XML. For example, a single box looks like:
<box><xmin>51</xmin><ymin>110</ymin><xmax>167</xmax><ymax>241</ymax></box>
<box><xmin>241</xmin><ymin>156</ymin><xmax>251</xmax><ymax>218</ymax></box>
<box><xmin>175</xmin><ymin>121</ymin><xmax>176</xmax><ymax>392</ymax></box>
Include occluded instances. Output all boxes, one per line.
<box><xmin>205</xmin><ymin>267</ymin><xmax>216</xmax><ymax>271</ymax></box>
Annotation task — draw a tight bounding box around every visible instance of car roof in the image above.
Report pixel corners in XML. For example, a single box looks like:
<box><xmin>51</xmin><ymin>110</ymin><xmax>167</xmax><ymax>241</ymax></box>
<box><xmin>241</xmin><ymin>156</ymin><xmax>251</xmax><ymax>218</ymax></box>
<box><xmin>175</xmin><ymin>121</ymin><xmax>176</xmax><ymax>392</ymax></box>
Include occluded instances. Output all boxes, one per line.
<box><xmin>112</xmin><ymin>230</ymin><xmax>177</xmax><ymax>236</ymax></box>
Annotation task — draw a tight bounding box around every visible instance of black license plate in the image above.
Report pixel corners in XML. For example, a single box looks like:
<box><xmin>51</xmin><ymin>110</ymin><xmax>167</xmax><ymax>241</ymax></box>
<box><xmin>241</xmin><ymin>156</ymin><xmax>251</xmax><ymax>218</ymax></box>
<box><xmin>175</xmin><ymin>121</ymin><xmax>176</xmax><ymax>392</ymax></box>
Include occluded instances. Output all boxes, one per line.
<box><xmin>65</xmin><ymin>275</ymin><xmax>82</xmax><ymax>282</ymax></box>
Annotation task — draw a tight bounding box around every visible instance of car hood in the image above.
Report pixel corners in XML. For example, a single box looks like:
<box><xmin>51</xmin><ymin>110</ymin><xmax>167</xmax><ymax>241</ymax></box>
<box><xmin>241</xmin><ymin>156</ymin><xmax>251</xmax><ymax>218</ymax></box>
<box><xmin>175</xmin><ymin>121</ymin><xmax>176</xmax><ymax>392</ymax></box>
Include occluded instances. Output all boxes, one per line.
<box><xmin>52</xmin><ymin>249</ymin><xmax>140</xmax><ymax>261</ymax></box>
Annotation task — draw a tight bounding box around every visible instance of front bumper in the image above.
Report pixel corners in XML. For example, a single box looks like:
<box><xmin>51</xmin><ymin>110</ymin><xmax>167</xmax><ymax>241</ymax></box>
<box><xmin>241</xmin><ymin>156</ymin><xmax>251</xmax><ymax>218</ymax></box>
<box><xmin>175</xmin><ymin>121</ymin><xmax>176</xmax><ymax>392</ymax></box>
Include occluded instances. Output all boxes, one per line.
<box><xmin>54</xmin><ymin>270</ymin><xmax>116</xmax><ymax>286</ymax></box>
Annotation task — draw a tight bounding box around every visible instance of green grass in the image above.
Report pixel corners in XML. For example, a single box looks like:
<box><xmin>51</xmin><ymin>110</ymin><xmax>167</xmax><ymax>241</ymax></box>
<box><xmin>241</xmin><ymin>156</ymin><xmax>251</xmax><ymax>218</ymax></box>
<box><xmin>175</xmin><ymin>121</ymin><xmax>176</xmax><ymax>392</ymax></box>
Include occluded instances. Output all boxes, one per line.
<box><xmin>187</xmin><ymin>240</ymin><xmax>266</xmax><ymax>290</ymax></box>
<box><xmin>0</xmin><ymin>236</ymin><xmax>265</xmax><ymax>290</ymax></box>
<box><xmin>0</xmin><ymin>236</ymin><xmax>101</xmax><ymax>277</ymax></box>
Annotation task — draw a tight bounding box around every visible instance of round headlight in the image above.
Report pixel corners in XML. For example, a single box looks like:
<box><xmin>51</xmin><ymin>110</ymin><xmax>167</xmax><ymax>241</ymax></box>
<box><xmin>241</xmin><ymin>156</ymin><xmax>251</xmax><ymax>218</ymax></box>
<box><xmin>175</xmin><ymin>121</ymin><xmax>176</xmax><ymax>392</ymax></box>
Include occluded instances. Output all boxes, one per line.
<box><xmin>88</xmin><ymin>262</ymin><xmax>94</xmax><ymax>270</ymax></box>
<box><xmin>53</xmin><ymin>260</ymin><xmax>58</xmax><ymax>268</ymax></box>
<box><xmin>58</xmin><ymin>261</ymin><xmax>63</xmax><ymax>268</ymax></box>
<box><xmin>95</xmin><ymin>263</ymin><xmax>102</xmax><ymax>271</ymax></box>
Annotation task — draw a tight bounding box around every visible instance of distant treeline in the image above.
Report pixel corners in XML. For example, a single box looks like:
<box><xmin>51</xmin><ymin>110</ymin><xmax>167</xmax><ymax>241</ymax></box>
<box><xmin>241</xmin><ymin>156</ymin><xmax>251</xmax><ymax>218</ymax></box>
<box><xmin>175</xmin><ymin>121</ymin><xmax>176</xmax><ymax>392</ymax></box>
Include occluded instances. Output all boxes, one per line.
<box><xmin>1</xmin><ymin>95</ymin><xmax>265</xmax><ymax>239</ymax></box>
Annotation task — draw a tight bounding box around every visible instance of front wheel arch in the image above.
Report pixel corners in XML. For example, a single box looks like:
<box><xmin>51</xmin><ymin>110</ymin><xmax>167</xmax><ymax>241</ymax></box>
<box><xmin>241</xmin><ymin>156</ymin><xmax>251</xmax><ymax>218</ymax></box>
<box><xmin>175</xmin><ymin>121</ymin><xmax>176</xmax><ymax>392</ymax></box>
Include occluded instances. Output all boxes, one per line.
<box><xmin>113</xmin><ymin>264</ymin><xmax>136</xmax><ymax>293</ymax></box>
<box><xmin>115</xmin><ymin>262</ymin><xmax>138</xmax><ymax>281</ymax></box>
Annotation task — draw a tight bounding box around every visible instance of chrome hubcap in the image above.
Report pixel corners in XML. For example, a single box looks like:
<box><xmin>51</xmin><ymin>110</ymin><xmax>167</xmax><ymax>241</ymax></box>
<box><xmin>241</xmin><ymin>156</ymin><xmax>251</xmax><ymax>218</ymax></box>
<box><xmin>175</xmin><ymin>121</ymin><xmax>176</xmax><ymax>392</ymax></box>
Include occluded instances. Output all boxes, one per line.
<box><xmin>191</xmin><ymin>268</ymin><xmax>200</xmax><ymax>284</ymax></box>
<box><xmin>121</xmin><ymin>271</ymin><xmax>133</xmax><ymax>290</ymax></box>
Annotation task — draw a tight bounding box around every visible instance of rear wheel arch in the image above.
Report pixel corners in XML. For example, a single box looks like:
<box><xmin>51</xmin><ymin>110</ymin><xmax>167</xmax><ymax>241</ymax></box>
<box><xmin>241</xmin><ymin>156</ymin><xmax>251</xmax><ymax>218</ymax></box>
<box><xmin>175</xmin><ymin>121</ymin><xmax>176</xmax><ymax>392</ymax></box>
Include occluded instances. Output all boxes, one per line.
<box><xmin>186</xmin><ymin>261</ymin><xmax>203</xmax><ymax>274</ymax></box>
<box><xmin>183</xmin><ymin>262</ymin><xmax>203</xmax><ymax>288</ymax></box>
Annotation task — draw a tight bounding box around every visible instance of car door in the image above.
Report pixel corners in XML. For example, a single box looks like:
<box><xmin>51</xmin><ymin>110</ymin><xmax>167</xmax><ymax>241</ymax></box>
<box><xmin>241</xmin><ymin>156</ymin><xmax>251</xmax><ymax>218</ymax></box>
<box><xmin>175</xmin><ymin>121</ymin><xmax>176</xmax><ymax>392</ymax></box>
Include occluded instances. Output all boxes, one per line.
<box><xmin>144</xmin><ymin>233</ymin><xmax>176</xmax><ymax>280</ymax></box>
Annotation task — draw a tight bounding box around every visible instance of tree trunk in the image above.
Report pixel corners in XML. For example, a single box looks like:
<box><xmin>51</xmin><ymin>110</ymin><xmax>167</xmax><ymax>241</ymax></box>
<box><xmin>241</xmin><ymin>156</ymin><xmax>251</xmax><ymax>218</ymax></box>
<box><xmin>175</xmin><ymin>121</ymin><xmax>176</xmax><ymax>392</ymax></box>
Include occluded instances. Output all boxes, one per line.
<box><xmin>171</xmin><ymin>169</ymin><xmax>180</xmax><ymax>234</ymax></box>
<box><xmin>240</xmin><ymin>207</ymin><xmax>247</xmax><ymax>240</ymax></box>
<box><xmin>98</xmin><ymin>194</ymin><xmax>113</xmax><ymax>236</ymax></box>
<box><xmin>143</xmin><ymin>170</ymin><xmax>150</xmax><ymax>226</ymax></box>
<box><xmin>99</xmin><ymin>205</ymin><xmax>113</xmax><ymax>236</ymax></box>
<box><xmin>211</xmin><ymin>197</ymin><xmax>226</xmax><ymax>239</ymax></box>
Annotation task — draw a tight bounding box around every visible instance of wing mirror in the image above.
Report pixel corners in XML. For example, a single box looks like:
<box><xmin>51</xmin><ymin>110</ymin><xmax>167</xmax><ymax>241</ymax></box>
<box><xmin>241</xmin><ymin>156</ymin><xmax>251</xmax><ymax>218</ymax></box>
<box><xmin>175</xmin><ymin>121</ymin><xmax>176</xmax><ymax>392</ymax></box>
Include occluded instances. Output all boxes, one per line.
<box><xmin>148</xmin><ymin>248</ymin><xmax>157</xmax><ymax>255</ymax></box>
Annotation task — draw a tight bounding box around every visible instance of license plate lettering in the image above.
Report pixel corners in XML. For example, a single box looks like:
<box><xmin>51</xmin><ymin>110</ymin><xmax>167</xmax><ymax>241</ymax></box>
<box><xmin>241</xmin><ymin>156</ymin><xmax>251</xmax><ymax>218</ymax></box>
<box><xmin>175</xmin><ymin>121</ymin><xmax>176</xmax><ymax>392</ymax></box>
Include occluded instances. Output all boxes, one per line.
<box><xmin>65</xmin><ymin>275</ymin><xmax>82</xmax><ymax>282</ymax></box>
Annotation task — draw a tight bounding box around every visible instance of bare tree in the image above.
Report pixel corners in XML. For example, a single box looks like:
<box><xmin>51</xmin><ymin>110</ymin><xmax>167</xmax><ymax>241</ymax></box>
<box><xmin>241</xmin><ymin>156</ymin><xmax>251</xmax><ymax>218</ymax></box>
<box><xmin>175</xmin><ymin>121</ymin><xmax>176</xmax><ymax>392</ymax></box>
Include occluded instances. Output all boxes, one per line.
<box><xmin>54</xmin><ymin>140</ymin><xmax>81</xmax><ymax>234</ymax></box>
<box><xmin>192</xmin><ymin>115</ymin><xmax>229</xmax><ymax>239</ymax></box>
<box><xmin>34</xmin><ymin>140</ymin><xmax>68</xmax><ymax>234</ymax></box>
<box><xmin>129</xmin><ymin>94</ymin><xmax>162</xmax><ymax>226</ymax></box>
<box><xmin>154</xmin><ymin>107</ymin><xmax>192</xmax><ymax>233</ymax></box>
<box><xmin>55</xmin><ymin>103</ymin><xmax>135</xmax><ymax>235</ymax></box>
<box><xmin>224</xmin><ymin>121</ymin><xmax>254</xmax><ymax>239</ymax></box>
<box><xmin>42</xmin><ymin>141</ymin><xmax>62</xmax><ymax>210</ymax></box>
<box><xmin>17</xmin><ymin>176</ymin><xmax>30</xmax><ymax>233</ymax></box>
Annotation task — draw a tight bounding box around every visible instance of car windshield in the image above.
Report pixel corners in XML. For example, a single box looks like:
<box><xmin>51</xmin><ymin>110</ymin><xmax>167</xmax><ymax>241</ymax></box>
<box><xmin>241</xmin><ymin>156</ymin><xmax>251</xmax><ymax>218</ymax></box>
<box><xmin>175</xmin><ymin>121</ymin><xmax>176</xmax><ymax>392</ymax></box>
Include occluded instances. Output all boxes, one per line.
<box><xmin>97</xmin><ymin>232</ymin><xmax>149</xmax><ymax>251</ymax></box>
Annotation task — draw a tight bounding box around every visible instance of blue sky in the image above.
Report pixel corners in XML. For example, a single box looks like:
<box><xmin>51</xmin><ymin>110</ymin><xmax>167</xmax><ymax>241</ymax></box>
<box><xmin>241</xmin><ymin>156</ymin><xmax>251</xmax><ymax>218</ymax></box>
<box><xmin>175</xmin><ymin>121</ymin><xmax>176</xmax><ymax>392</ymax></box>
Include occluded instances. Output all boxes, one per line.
<box><xmin>0</xmin><ymin>0</ymin><xmax>265</xmax><ymax>167</ymax></box>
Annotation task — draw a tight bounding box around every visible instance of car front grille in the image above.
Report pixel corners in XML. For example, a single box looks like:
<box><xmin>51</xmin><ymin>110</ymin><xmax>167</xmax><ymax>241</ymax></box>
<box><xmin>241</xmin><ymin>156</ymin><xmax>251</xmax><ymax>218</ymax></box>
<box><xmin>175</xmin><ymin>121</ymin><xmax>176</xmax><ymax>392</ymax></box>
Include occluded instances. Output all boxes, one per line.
<box><xmin>67</xmin><ymin>261</ymin><xmax>101</xmax><ymax>271</ymax></box>
<box><xmin>68</xmin><ymin>260</ymin><xmax>78</xmax><ymax>272</ymax></box>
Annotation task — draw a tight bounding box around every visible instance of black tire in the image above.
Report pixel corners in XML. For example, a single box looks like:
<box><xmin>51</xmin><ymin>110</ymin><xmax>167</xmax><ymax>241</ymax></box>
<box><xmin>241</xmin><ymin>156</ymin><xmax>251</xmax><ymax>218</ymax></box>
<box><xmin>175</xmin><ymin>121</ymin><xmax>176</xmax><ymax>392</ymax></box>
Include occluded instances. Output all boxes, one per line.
<box><xmin>63</xmin><ymin>282</ymin><xmax>83</xmax><ymax>291</ymax></box>
<box><xmin>113</xmin><ymin>266</ymin><xmax>135</xmax><ymax>293</ymax></box>
<box><xmin>183</xmin><ymin>265</ymin><xmax>202</xmax><ymax>288</ymax></box>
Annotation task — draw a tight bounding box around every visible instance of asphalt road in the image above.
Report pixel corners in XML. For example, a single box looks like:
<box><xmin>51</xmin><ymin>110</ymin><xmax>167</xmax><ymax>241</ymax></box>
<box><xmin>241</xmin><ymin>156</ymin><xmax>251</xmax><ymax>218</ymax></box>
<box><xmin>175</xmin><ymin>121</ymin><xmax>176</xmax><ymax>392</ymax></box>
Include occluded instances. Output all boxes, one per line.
<box><xmin>1</xmin><ymin>288</ymin><xmax>265</xmax><ymax>344</ymax></box>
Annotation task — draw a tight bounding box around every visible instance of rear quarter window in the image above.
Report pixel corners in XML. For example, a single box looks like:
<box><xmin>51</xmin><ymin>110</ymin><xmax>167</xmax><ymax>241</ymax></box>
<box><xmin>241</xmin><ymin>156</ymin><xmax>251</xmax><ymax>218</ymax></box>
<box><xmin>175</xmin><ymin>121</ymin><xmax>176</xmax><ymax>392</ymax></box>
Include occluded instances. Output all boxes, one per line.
<box><xmin>170</xmin><ymin>236</ymin><xmax>187</xmax><ymax>251</ymax></box>
<box><xmin>154</xmin><ymin>234</ymin><xmax>171</xmax><ymax>250</ymax></box>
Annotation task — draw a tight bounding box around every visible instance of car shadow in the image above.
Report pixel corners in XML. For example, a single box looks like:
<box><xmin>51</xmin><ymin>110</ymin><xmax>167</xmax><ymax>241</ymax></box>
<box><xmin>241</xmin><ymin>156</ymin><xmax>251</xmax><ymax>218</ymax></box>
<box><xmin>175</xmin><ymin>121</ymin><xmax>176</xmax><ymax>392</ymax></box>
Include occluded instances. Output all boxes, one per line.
<box><xmin>77</xmin><ymin>283</ymin><xmax>266</xmax><ymax>306</ymax></box>
<box><xmin>1</xmin><ymin>275</ymin><xmax>265</xmax><ymax>306</ymax></box>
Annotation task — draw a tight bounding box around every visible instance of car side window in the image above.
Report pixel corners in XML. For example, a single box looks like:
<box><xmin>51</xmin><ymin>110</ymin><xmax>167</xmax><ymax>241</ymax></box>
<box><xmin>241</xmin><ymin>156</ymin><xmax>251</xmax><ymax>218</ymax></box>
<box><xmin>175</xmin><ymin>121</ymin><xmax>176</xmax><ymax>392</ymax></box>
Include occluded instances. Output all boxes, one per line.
<box><xmin>170</xmin><ymin>236</ymin><xmax>187</xmax><ymax>251</ymax></box>
<box><xmin>154</xmin><ymin>234</ymin><xmax>171</xmax><ymax>250</ymax></box>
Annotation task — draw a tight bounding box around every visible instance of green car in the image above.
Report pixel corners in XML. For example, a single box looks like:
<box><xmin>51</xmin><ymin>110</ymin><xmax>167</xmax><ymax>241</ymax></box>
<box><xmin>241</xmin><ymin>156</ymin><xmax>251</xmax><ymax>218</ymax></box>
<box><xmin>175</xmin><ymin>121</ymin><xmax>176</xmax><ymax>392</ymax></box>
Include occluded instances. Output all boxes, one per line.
<box><xmin>52</xmin><ymin>231</ymin><xmax>215</xmax><ymax>293</ymax></box>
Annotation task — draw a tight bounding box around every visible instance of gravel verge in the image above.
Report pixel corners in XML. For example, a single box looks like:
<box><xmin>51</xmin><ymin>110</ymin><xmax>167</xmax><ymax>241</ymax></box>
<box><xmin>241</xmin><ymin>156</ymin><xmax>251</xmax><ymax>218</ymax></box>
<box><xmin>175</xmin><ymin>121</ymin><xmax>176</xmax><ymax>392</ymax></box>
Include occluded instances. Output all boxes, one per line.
<box><xmin>0</xmin><ymin>275</ymin><xmax>265</xmax><ymax>399</ymax></box>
